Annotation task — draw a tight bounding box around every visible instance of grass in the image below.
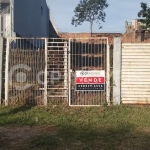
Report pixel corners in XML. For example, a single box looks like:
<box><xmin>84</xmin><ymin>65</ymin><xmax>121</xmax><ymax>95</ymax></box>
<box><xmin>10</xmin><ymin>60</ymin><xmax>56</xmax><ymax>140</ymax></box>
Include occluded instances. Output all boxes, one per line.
<box><xmin>1</xmin><ymin>105</ymin><xmax>150</xmax><ymax>149</ymax></box>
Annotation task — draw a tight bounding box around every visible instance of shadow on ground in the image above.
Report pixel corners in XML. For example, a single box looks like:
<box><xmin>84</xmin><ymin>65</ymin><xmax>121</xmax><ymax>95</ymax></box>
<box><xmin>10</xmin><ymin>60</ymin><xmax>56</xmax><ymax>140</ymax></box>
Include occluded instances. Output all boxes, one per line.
<box><xmin>1</xmin><ymin>106</ymin><xmax>150</xmax><ymax>149</ymax></box>
<box><xmin>30</xmin><ymin>123</ymin><xmax>150</xmax><ymax>150</ymax></box>
<box><xmin>0</xmin><ymin>106</ymin><xmax>33</xmax><ymax>117</ymax></box>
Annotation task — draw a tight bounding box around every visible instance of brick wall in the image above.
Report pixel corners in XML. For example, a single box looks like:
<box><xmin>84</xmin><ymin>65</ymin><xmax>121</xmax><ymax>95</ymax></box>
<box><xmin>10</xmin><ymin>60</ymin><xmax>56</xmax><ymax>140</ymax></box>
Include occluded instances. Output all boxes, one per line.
<box><xmin>122</xmin><ymin>30</ymin><xmax>150</xmax><ymax>43</ymax></box>
<box><xmin>58</xmin><ymin>32</ymin><xmax>122</xmax><ymax>44</ymax></box>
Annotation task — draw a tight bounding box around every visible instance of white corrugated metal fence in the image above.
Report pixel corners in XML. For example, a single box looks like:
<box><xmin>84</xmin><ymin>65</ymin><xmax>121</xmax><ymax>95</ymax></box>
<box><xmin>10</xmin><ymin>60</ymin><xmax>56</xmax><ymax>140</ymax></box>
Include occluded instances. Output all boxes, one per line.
<box><xmin>121</xmin><ymin>43</ymin><xmax>150</xmax><ymax>104</ymax></box>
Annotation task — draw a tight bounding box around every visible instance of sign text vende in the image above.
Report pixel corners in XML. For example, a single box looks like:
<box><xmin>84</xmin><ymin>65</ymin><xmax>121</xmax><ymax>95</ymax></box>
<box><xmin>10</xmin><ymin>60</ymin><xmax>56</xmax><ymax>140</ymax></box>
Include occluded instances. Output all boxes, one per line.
<box><xmin>76</xmin><ymin>77</ymin><xmax>105</xmax><ymax>84</ymax></box>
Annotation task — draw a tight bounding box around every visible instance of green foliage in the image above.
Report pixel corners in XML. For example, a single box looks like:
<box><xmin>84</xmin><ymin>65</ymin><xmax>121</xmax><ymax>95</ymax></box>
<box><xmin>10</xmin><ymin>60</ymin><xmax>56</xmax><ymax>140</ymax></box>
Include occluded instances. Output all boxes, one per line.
<box><xmin>138</xmin><ymin>2</ymin><xmax>150</xmax><ymax>29</ymax></box>
<box><xmin>72</xmin><ymin>0</ymin><xmax>109</xmax><ymax>36</ymax></box>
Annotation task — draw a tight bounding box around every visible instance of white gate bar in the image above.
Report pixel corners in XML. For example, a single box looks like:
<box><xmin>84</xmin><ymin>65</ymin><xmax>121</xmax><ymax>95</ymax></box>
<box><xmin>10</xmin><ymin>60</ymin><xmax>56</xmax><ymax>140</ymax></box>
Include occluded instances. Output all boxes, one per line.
<box><xmin>44</xmin><ymin>38</ymin><xmax>48</xmax><ymax>105</ymax></box>
<box><xmin>64</xmin><ymin>41</ymin><xmax>68</xmax><ymax>99</ymax></box>
<box><xmin>5</xmin><ymin>38</ymin><xmax>9</xmax><ymax>106</ymax></box>
<box><xmin>68</xmin><ymin>38</ymin><xmax>71</xmax><ymax>105</ymax></box>
<box><xmin>0</xmin><ymin>15</ymin><xmax>1</xmax><ymax>36</ymax></box>
<box><xmin>106</xmin><ymin>38</ymin><xmax>110</xmax><ymax>105</ymax></box>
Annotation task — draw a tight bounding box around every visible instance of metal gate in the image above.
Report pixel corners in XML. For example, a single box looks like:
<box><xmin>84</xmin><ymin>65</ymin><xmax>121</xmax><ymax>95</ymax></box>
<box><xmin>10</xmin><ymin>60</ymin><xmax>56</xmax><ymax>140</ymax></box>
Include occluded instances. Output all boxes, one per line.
<box><xmin>4</xmin><ymin>37</ymin><xmax>110</xmax><ymax>106</ymax></box>
<box><xmin>5</xmin><ymin>38</ymin><xmax>46</xmax><ymax>105</ymax></box>
<box><xmin>46</xmin><ymin>38</ymin><xmax>69</xmax><ymax>104</ymax></box>
<box><xmin>69</xmin><ymin>38</ymin><xmax>110</xmax><ymax>106</ymax></box>
<box><xmin>4</xmin><ymin>38</ymin><xmax>70</xmax><ymax>105</ymax></box>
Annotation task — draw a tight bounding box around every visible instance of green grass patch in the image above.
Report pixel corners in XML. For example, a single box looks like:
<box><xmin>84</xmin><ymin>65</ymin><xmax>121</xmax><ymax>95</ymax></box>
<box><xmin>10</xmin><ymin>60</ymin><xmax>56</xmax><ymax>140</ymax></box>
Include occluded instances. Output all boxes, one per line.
<box><xmin>1</xmin><ymin>105</ymin><xmax>150</xmax><ymax>149</ymax></box>
<box><xmin>1</xmin><ymin>105</ymin><xmax>150</xmax><ymax>127</ymax></box>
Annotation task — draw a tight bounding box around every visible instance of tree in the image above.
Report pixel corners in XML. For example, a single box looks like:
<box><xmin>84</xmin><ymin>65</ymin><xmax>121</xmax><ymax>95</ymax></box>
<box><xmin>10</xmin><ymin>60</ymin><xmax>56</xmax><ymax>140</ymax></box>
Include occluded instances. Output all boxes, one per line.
<box><xmin>138</xmin><ymin>2</ymin><xmax>150</xmax><ymax>29</ymax></box>
<box><xmin>71</xmin><ymin>0</ymin><xmax>109</xmax><ymax>36</ymax></box>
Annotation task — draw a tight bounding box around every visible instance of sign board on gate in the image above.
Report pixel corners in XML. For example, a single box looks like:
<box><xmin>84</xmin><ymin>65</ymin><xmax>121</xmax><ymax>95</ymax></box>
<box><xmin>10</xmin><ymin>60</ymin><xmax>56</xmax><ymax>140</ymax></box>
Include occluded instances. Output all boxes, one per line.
<box><xmin>76</xmin><ymin>70</ymin><xmax>105</xmax><ymax>91</ymax></box>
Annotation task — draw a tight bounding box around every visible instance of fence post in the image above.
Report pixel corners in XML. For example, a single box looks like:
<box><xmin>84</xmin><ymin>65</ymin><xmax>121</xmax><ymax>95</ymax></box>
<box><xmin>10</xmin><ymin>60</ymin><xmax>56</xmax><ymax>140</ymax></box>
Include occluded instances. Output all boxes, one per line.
<box><xmin>44</xmin><ymin>38</ymin><xmax>48</xmax><ymax>105</ymax></box>
<box><xmin>0</xmin><ymin>14</ymin><xmax>1</xmax><ymax>36</ymax></box>
<box><xmin>64</xmin><ymin>41</ymin><xmax>68</xmax><ymax>99</ymax></box>
<box><xmin>5</xmin><ymin>38</ymin><xmax>9</xmax><ymax>106</ymax></box>
<box><xmin>68</xmin><ymin>39</ymin><xmax>71</xmax><ymax>105</ymax></box>
<box><xmin>0</xmin><ymin>37</ymin><xmax>4</xmax><ymax>105</ymax></box>
<box><xmin>106</xmin><ymin>38</ymin><xmax>110</xmax><ymax>105</ymax></box>
<box><xmin>113</xmin><ymin>37</ymin><xmax>122</xmax><ymax>105</ymax></box>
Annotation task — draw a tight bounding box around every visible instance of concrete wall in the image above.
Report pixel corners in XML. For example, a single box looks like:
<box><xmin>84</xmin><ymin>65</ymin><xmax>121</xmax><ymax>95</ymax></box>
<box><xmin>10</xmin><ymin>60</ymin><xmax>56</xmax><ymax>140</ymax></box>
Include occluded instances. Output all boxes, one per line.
<box><xmin>113</xmin><ymin>37</ymin><xmax>121</xmax><ymax>105</ymax></box>
<box><xmin>14</xmin><ymin>0</ymin><xmax>49</xmax><ymax>37</ymax></box>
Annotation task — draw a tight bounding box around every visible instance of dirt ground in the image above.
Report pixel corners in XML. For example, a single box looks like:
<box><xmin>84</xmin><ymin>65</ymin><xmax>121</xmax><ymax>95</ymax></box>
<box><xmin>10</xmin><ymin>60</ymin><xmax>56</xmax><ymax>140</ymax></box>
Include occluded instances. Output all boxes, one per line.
<box><xmin>0</xmin><ymin>126</ymin><xmax>57</xmax><ymax>150</ymax></box>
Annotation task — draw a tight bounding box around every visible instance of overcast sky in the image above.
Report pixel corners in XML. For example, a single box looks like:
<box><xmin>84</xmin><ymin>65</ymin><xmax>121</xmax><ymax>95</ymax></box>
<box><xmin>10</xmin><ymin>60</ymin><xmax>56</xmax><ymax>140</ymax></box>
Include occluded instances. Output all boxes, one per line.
<box><xmin>46</xmin><ymin>0</ymin><xmax>150</xmax><ymax>33</ymax></box>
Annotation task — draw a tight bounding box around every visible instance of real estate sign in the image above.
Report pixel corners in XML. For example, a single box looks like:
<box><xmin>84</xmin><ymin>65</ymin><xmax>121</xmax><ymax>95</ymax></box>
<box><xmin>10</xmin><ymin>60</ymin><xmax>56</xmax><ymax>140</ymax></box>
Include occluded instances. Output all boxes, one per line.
<box><xmin>76</xmin><ymin>70</ymin><xmax>105</xmax><ymax>91</ymax></box>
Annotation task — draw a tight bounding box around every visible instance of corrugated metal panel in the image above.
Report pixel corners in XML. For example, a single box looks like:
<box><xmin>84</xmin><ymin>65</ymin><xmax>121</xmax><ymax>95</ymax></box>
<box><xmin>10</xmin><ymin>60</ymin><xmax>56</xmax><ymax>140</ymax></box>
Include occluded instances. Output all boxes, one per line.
<box><xmin>121</xmin><ymin>43</ymin><xmax>150</xmax><ymax>104</ymax></box>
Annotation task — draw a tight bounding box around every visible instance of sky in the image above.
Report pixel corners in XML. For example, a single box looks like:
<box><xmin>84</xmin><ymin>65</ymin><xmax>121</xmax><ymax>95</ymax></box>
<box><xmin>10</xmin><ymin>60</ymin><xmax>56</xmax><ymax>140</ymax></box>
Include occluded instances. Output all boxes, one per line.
<box><xmin>46</xmin><ymin>0</ymin><xmax>150</xmax><ymax>33</ymax></box>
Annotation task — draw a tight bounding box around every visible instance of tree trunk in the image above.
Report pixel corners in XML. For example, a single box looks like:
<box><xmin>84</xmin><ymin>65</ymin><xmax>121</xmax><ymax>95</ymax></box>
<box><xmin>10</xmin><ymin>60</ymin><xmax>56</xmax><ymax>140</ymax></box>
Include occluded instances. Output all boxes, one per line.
<box><xmin>90</xmin><ymin>22</ymin><xmax>93</xmax><ymax>37</ymax></box>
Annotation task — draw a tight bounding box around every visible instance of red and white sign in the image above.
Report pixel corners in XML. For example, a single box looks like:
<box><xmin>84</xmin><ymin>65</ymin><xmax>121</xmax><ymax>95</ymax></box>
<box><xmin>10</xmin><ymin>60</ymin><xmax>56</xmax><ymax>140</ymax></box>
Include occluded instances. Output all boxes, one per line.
<box><xmin>76</xmin><ymin>77</ymin><xmax>105</xmax><ymax>84</ymax></box>
<box><xmin>76</xmin><ymin>70</ymin><xmax>105</xmax><ymax>91</ymax></box>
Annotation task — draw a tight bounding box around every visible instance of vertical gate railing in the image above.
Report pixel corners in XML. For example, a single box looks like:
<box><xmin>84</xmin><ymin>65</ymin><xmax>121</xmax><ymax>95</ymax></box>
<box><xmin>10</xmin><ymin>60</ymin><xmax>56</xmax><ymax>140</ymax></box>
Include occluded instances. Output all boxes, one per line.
<box><xmin>64</xmin><ymin>41</ymin><xmax>68</xmax><ymax>99</ymax></box>
<box><xmin>4</xmin><ymin>37</ymin><xmax>110</xmax><ymax>106</ymax></box>
<box><xmin>69</xmin><ymin>38</ymin><xmax>110</xmax><ymax>106</ymax></box>
<box><xmin>5</xmin><ymin>38</ymin><xmax>46</xmax><ymax>106</ymax></box>
<box><xmin>46</xmin><ymin>38</ymin><xmax>69</xmax><ymax>104</ymax></box>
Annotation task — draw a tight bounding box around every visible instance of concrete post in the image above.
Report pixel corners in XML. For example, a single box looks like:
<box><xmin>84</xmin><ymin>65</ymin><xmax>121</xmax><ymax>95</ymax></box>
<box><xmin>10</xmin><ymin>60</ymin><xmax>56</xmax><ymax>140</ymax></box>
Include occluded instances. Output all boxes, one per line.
<box><xmin>113</xmin><ymin>37</ymin><xmax>122</xmax><ymax>105</ymax></box>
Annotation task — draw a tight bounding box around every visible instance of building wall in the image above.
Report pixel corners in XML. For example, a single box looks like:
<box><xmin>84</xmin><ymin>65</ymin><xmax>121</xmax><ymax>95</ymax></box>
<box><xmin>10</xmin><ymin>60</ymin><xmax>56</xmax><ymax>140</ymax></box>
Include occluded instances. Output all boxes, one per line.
<box><xmin>123</xmin><ymin>19</ymin><xmax>150</xmax><ymax>43</ymax></box>
<box><xmin>131</xmin><ymin>19</ymin><xmax>139</xmax><ymax>30</ymax></box>
<box><xmin>0</xmin><ymin>3</ymin><xmax>11</xmax><ymax>37</ymax></box>
<box><xmin>1</xmin><ymin>3</ymin><xmax>9</xmax><ymax>10</ymax></box>
<box><xmin>14</xmin><ymin>0</ymin><xmax>49</xmax><ymax>37</ymax></box>
<box><xmin>49</xmin><ymin>21</ymin><xmax>58</xmax><ymax>38</ymax></box>
<box><xmin>49</xmin><ymin>16</ymin><xmax>58</xmax><ymax>38</ymax></box>
<box><xmin>58</xmin><ymin>32</ymin><xmax>122</xmax><ymax>44</ymax></box>
<box><xmin>122</xmin><ymin>31</ymin><xmax>136</xmax><ymax>43</ymax></box>
<box><xmin>122</xmin><ymin>30</ymin><xmax>150</xmax><ymax>43</ymax></box>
